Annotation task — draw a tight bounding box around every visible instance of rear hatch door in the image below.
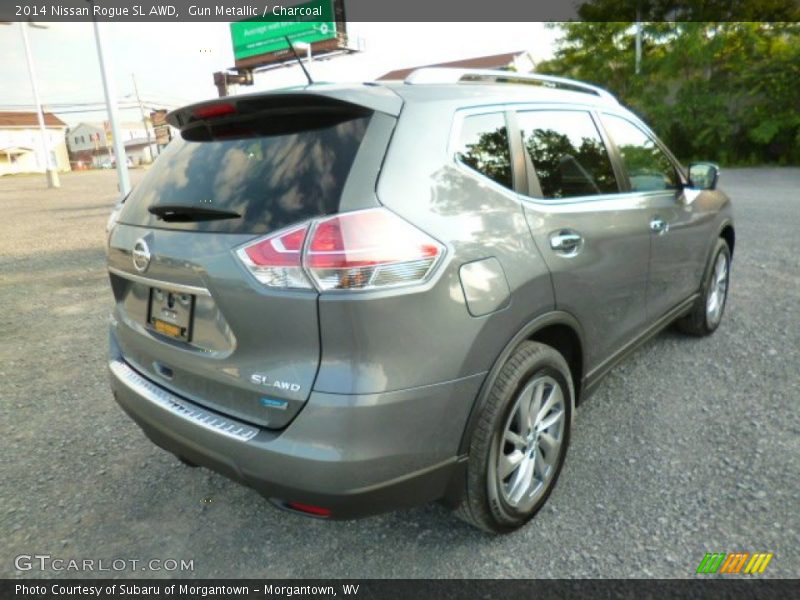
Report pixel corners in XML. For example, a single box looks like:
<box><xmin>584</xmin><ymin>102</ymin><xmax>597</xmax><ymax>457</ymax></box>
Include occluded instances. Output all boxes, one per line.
<box><xmin>108</xmin><ymin>89</ymin><xmax>399</xmax><ymax>428</ymax></box>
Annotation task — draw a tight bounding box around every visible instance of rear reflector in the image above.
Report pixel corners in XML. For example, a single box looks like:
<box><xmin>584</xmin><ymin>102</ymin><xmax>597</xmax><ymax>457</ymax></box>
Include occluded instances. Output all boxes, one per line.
<box><xmin>235</xmin><ymin>208</ymin><xmax>444</xmax><ymax>292</ymax></box>
<box><xmin>286</xmin><ymin>502</ymin><xmax>332</xmax><ymax>517</ymax></box>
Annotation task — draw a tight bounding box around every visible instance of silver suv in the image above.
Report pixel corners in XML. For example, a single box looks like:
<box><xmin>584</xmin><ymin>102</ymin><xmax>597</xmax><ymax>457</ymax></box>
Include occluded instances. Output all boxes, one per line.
<box><xmin>107</xmin><ymin>69</ymin><xmax>734</xmax><ymax>532</ymax></box>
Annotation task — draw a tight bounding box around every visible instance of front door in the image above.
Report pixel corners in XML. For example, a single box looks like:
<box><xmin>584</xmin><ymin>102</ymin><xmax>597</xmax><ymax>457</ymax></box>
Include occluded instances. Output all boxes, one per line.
<box><xmin>598</xmin><ymin>113</ymin><xmax>707</xmax><ymax>321</ymax></box>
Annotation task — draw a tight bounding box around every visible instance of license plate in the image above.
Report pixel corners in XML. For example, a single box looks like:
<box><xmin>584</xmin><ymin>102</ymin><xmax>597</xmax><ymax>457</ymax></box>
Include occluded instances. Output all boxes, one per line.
<box><xmin>148</xmin><ymin>288</ymin><xmax>194</xmax><ymax>341</ymax></box>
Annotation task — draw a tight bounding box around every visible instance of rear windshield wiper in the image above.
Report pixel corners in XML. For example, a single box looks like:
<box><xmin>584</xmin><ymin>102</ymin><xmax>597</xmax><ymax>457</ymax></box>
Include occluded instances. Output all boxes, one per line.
<box><xmin>148</xmin><ymin>204</ymin><xmax>241</xmax><ymax>222</ymax></box>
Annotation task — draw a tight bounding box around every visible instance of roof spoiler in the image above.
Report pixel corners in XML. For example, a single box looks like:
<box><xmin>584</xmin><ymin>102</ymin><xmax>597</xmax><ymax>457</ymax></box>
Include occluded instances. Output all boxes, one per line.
<box><xmin>167</xmin><ymin>87</ymin><xmax>403</xmax><ymax>131</ymax></box>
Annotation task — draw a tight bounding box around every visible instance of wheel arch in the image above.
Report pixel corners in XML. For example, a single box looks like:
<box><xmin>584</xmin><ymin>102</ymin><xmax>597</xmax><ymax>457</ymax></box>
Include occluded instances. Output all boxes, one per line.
<box><xmin>456</xmin><ymin>311</ymin><xmax>586</xmax><ymax>458</ymax></box>
<box><xmin>720</xmin><ymin>222</ymin><xmax>735</xmax><ymax>257</ymax></box>
<box><xmin>699</xmin><ymin>219</ymin><xmax>735</xmax><ymax>293</ymax></box>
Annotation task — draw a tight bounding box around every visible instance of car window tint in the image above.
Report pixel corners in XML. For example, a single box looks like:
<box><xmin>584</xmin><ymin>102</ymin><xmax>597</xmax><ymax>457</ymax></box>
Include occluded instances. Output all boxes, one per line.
<box><xmin>518</xmin><ymin>110</ymin><xmax>618</xmax><ymax>199</ymax></box>
<box><xmin>601</xmin><ymin>114</ymin><xmax>679</xmax><ymax>192</ymax></box>
<box><xmin>117</xmin><ymin>114</ymin><xmax>370</xmax><ymax>234</ymax></box>
<box><xmin>455</xmin><ymin>113</ymin><xmax>513</xmax><ymax>190</ymax></box>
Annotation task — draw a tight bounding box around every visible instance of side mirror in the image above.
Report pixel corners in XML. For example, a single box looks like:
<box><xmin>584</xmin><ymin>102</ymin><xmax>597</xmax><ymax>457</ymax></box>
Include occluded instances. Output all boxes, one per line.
<box><xmin>687</xmin><ymin>162</ymin><xmax>719</xmax><ymax>190</ymax></box>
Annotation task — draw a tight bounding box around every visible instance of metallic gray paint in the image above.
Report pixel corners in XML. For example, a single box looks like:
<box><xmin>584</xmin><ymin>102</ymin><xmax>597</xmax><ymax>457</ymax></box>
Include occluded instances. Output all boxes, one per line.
<box><xmin>522</xmin><ymin>193</ymin><xmax>651</xmax><ymax>369</ymax></box>
<box><xmin>108</xmin><ymin>79</ymin><xmax>734</xmax><ymax>517</ymax></box>
<box><xmin>459</xmin><ymin>258</ymin><xmax>511</xmax><ymax>317</ymax></box>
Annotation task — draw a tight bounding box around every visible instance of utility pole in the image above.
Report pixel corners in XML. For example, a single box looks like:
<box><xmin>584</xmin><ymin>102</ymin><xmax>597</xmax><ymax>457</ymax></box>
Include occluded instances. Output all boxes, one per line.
<box><xmin>19</xmin><ymin>23</ymin><xmax>60</xmax><ymax>188</ymax></box>
<box><xmin>89</xmin><ymin>6</ymin><xmax>131</xmax><ymax>195</ymax></box>
<box><xmin>132</xmin><ymin>73</ymin><xmax>155</xmax><ymax>161</ymax></box>
<box><xmin>635</xmin><ymin>2</ymin><xmax>643</xmax><ymax>76</ymax></box>
<box><xmin>635</xmin><ymin>21</ymin><xmax>643</xmax><ymax>75</ymax></box>
<box><xmin>213</xmin><ymin>69</ymin><xmax>254</xmax><ymax>98</ymax></box>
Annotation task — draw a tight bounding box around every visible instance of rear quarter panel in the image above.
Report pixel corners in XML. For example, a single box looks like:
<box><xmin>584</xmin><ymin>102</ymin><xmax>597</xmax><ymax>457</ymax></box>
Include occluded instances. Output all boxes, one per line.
<box><xmin>314</xmin><ymin>100</ymin><xmax>556</xmax><ymax>395</ymax></box>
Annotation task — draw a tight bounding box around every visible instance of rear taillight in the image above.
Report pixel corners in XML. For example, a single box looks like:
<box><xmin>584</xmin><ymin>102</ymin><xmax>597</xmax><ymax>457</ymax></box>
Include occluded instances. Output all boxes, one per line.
<box><xmin>235</xmin><ymin>208</ymin><xmax>444</xmax><ymax>292</ymax></box>
<box><xmin>306</xmin><ymin>209</ymin><xmax>444</xmax><ymax>291</ymax></box>
<box><xmin>236</xmin><ymin>224</ymin><xmax>313</xmax><ymax>289</ymax></box>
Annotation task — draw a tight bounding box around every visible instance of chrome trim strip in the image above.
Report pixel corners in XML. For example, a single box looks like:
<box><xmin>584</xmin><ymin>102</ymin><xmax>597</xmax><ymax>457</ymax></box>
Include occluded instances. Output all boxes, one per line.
<box><xmin>108</xmin><ymin>267</ymin><xmax>211</xmax><ymax>296</ymax></box>
<box><xmin>110</xmin><ymin>360</ymin><xmax>259</xmax><ymax>442</ymax></box>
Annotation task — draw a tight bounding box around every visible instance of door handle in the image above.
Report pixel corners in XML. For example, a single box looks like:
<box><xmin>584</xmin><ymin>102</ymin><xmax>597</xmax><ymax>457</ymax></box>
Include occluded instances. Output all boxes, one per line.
<box><xmin>650</xmin><ymin>218</ymin><xmax>669</xmax><ymax>235</ymax></box>
<box><xmin>549</xmin><ymin>230</ymin><xmax>583</xmax><ymax>256</ymax></box>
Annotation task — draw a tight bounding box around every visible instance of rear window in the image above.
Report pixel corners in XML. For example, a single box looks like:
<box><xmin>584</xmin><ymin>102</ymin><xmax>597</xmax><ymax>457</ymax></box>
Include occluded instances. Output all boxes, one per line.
<box><xmin>118</xmin><ymin>114</ymin><xmax>371</xmax><ymax>234</ymax></box>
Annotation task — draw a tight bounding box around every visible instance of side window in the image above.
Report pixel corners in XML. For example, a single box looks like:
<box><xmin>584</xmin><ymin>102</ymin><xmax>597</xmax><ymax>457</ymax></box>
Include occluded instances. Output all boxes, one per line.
<box><xmin>518</xmin><ymin>110</ymin><xmax>618</xmax><ymax>199</ymax></box>
<box><xmin>455</xmin><ymin>113</ymin><xmax>513</xmax><ymax>190</ymax></box>
<box><xmin>601</xmin><ymin>114</ymin><xmax>679</xmax><ymax>192</ymax></box>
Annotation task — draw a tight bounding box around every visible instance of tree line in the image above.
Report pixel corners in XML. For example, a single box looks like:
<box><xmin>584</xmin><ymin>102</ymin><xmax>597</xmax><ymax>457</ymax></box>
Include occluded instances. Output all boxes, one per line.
<box><xmin>536</xmin><ymin>21</ymin><xmax>800</xmax><ymax>165</ymax></box>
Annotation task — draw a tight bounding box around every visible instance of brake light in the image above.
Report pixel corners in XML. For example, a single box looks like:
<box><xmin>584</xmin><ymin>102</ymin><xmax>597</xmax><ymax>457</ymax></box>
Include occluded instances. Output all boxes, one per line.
<box><xmin>236</xmin><ymin>224</ymin><xmax>312</xmax><ymax>289</ymax></box>
<box><xmin>305</xmin><ymin>209</ymin><xmax>444</xmax><ymax>291</ymax></box>
<box><xmin>236</xmin><ymin>208</ymin><xmax>444</xmax><ymax>291</ymax></box>
<box><xmin>192</xmin><ymin>103</ymin><xmax>236</xmax><ymax>119</ymax></box>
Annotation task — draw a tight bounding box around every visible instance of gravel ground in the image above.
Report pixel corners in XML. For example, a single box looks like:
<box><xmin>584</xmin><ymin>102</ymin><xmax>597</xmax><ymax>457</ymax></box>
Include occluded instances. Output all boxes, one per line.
<box><xmin>1</xmin><ymin>168</ymin><xmax>798</xmax><ymax>579</ymax></box>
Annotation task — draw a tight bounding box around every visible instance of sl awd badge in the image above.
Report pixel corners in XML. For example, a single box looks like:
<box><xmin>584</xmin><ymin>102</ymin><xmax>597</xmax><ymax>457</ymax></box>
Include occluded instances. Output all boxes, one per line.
<box><xmin>250</xmin><ymin>373</ymin><xmax>301</xmax><ymax>393</ymax></box>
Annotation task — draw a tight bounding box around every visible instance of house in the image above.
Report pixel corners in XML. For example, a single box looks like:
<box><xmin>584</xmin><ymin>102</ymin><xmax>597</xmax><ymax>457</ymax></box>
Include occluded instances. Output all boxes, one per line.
<box><xmin>378</xmin><ymin>51</ymin><xmax>536</xmax><ymax>80</ymax></box>
<box><xmin>0</xmin><ymin>111</ymin><xmax>71</xmax><ymax>176</ymax></box>
<box><xmin>66</xmin><ymin>121</ymin><xmax>157</xmax><ymax>168</ymax></box>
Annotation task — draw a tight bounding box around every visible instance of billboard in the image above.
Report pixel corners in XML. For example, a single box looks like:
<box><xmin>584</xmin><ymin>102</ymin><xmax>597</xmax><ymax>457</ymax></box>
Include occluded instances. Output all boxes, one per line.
<box><xmin>230</xmin><ymin>0</ymin><xmax>338</xmax><ymax>66</ymax></box>
<box><xmin>150</xmin><ymin>110</ymin><xmax>171</xmax><ymax>146</ymax></box>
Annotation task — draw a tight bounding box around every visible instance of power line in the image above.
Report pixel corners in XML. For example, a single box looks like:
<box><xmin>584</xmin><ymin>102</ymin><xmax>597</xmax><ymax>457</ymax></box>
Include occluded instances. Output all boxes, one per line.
<box><xmin>0</xmin><ymin>99</ymin><xmax>180</xmax><ymax>110</ymax></box>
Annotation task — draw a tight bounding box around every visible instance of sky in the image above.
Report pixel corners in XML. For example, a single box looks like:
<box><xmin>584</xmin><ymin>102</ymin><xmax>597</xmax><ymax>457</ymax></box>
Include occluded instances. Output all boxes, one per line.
<box><xmin>0</xmin><ymin>22</ymin><xmax>560</xmax><ymax>126</ymax></box>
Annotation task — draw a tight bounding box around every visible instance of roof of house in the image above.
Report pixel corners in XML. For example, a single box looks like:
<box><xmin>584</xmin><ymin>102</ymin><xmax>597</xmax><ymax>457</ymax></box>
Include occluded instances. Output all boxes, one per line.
<box><xmin>377</xmin><ymin>51</ymin><xmax>525</xmax><ymax>81</ymax></box>
<box><xmin>68</xmin><ymin>122</ymin><xmax>147</xmax><ymax>134</ymax></box>
<box><xmin>0</xmin><ymin>111</ymin><xmax>66</xmax><ymax>128</ymax></box>
<box><xmin>74</xmin><ymin>121</ymin><xmax>145</xmax><ymax>129</ymax></box>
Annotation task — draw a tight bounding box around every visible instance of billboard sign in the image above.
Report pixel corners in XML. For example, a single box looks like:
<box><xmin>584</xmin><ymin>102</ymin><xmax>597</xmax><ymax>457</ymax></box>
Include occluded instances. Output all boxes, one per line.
<box><xmin>230</xmin><ymin>0</ymin><xmax>337</xmax><ymax>63</ymax></box>
<box><xmin>150</xmin><ymin>110</ymin><xmax>170</xmax><ymax>146</ymax></box>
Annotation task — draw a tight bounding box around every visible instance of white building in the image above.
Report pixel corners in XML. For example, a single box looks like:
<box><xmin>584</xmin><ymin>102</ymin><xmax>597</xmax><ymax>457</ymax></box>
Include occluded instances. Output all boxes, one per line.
<box><xmin>0</xmin><ymin>111</ymin><xmax>71</xmax><ymax>176</ymax></box>
<box><xmin>66</xmin><ymin>121</ymin><xmax>157</xmax><ymax>167</ymax></box>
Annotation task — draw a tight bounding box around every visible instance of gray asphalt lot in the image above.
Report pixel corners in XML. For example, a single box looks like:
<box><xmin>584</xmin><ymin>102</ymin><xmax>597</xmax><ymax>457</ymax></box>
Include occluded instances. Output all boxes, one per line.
<box><xmin>1</xmin><ymin>168</ymin><xmax>798</xmax><ymax>579</ymax></box>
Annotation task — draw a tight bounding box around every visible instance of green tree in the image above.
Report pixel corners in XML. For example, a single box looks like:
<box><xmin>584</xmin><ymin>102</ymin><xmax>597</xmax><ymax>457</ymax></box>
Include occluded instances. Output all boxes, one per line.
<box><xmin>536</xmin><ymin>21</ymin><xmax>800</xmax><ymax>164</ymax></box>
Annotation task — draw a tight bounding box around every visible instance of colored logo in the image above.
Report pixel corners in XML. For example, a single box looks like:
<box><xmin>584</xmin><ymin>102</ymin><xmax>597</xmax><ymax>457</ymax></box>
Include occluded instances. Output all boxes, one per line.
<box><xmin>696</xmin><ymin>552</ymin><xmax>773</xmax><ymax>575</ymax></box>
<box><xmin>260</xmin><ymin>397</ymin><xmax>288</xmax><ymax>410</ymax></box>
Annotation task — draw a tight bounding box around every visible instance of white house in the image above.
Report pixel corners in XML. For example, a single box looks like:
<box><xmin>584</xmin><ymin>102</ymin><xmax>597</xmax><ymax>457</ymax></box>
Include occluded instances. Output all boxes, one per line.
<box><xmin>66</xmin><ymin>121</ymin><xmax>157</xmax><ymax>167</ymax></box>
<box><xmin>0</xmin><ymin>111</ymin><xmax>71</xmax><ymax>176</ymax></box>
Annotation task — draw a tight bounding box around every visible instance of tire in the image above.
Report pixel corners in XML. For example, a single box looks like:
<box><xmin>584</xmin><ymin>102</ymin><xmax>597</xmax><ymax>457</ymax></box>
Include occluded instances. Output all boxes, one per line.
<box><xmin>676</xmin><ymin>238</ymin><xmax>731</xmax><ymax>336</ymax></box>
<box><xmin>456</xmin><ymin>341</ymin><xmax>573</xmax><ymax>533</ymax></box>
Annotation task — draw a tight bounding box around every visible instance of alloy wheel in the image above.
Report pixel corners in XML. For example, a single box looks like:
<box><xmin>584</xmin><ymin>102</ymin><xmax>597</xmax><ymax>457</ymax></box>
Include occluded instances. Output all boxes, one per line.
<box><xmin>706</xmin><ymin>252</ymin><xmax>729</xmax><ymax>327</ymax></box>
<box><xmin>495</xmin><ymin>375</ymin><xmax>566</xmax><ymax>512</ymax></box>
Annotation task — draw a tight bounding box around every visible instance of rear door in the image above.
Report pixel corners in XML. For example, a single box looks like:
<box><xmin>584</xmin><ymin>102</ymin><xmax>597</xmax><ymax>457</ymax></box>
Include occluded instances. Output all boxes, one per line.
<box><xmin>108</xmin><ymin>96</ymin><xmax>394</xmax><ymax>429</ymax></box>
<box><xmin>514</xmin><ymin>108</ymin><xmax>651</xmax><ymax>371</ymax></box>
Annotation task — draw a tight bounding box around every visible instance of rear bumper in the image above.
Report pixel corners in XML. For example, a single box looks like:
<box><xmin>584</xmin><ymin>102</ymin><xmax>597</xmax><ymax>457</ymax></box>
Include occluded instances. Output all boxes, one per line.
<box><xmin>108</xmin><ymin>346</ymin><xmax>482</xmax><ymax>518</ymax></box>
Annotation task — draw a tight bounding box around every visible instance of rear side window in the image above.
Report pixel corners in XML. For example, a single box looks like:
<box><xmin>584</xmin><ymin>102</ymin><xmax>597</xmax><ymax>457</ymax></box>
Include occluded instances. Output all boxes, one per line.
<box><xmin>455</xmin><ymin>113</ymin><xmax>513</xmax><ymax>190</ymax></box>
<box><xmin>518</xmin><ymin>110</ymin><xmax>618</xmax><ymax>199</ymax></box>
<box><xmin>117</xmin><ymin>114</ymin><xmax>371</xmax><ymax>234</ymax></box>
<box><xmin>600</xmin><ymin>114</ymin><xmax>679</xmax><ymax>192</ymax></box>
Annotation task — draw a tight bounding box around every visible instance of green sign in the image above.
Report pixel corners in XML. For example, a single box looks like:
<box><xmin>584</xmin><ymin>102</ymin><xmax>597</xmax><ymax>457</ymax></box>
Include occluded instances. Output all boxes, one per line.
<box><xmin>230</xmin><ymin>0</ymin><xmax>337</xmax><ymax>61</ymax></box>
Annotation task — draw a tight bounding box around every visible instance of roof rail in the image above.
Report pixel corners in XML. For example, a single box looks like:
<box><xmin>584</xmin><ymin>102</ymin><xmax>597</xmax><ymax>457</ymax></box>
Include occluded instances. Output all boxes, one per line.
<box><xmin>403</xmin><ymin>68</ymin><xmax>618</xmax><ymax>103</ymax></box>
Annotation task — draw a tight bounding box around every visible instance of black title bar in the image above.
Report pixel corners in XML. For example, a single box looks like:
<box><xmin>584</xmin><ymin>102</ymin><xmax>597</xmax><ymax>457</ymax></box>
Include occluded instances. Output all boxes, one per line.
<box><xmin>1</xmin><ymin>0</ymin><xmax>799</xmax><ymax>22</ymax></box>
<box><xmin>4</xmin><ymin>579</ymin><xmax>800</xmax><ymax>600</ymax></box>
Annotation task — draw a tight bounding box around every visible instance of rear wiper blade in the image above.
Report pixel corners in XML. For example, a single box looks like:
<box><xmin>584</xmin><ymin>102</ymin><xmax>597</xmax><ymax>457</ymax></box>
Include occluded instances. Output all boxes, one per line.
<box><xmin>148</xmin><ymin>204</ymin><xmax>241</xmax><ymax>222</ymax></box>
